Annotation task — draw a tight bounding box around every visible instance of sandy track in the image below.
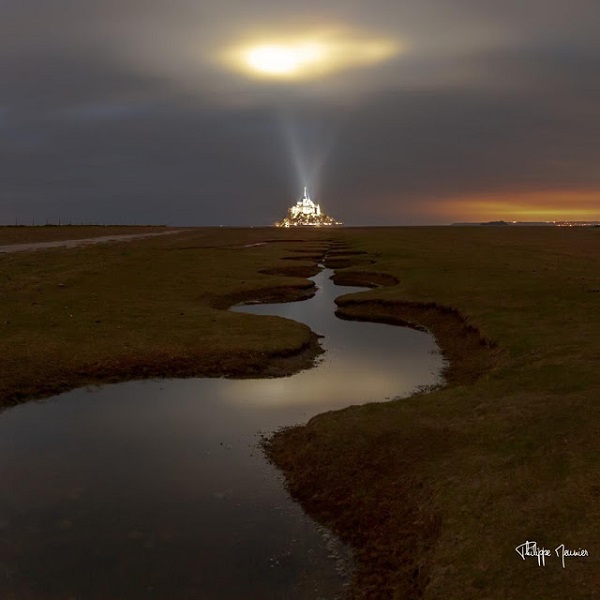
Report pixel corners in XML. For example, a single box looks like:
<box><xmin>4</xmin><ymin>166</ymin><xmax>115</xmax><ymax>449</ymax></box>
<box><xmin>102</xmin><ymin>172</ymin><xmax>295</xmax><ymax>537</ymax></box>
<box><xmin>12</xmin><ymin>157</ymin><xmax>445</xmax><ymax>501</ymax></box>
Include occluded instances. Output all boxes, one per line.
<box><xmin>0</xmin><ymin>230</ymin><xmax>189</xmax><ymax>254</ymax></box>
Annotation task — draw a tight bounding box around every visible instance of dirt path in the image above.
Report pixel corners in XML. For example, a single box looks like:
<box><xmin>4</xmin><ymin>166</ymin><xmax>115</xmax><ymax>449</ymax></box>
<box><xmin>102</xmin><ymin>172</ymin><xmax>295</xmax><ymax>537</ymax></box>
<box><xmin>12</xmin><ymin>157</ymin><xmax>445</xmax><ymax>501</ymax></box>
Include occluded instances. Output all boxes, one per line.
<box><xmin>0</xmin><ymin>230</ymin><xmax>189</xmax><ymax>254</ymax></box>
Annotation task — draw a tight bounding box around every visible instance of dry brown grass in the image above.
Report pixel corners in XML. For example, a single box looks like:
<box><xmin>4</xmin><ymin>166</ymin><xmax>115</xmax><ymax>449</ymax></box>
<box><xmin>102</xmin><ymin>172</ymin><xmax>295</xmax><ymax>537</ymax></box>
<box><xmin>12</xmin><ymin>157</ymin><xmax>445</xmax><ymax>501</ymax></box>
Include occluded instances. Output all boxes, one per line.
<box><xmin>0</xmin><ymin>227</ymin><xmax>329</xmax><ymax>406</ymax></box>
<box><xmin>267</xmin><ymin>226</ymin><xmax>600</xmax><ymax>599</ymax></box>
<box><xmin>4</xmin><ymin>225</ymin><xmax>600</xmax><ymax>598</ymax></box>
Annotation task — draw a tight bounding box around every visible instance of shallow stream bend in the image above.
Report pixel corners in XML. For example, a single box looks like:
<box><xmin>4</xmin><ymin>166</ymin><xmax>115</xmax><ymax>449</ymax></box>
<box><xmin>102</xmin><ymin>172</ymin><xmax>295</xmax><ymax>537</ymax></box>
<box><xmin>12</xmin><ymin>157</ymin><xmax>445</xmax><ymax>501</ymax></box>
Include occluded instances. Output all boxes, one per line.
<box><xmin>0</xmin><ymin>267</ymin><xmax>444</xmax><ymax>599</ymax></box>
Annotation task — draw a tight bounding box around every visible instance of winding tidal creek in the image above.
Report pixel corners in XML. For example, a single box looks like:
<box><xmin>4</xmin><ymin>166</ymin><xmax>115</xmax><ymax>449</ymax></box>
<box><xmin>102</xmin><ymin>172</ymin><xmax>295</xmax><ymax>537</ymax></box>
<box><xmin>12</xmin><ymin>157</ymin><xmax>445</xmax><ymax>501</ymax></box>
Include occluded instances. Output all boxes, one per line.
<box><xmin>0</xmin><ymin>267</ymin><xmax>444</xmax><ymax>599</ymax></box>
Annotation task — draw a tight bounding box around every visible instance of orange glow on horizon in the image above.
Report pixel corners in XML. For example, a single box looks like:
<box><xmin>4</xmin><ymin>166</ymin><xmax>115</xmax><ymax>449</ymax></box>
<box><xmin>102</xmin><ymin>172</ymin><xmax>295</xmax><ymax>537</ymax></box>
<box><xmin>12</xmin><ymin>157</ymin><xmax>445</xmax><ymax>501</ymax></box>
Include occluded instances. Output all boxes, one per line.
<box><xmin>426</xmin><ymin>189</ymin><xmax>600</xmax><ymax>222</ymax></box>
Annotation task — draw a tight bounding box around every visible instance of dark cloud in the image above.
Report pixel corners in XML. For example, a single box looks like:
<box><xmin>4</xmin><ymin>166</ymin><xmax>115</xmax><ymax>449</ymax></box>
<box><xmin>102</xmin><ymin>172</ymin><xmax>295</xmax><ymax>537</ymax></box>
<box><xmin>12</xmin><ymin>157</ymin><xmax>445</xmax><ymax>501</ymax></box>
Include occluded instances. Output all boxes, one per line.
<box><xmin>1</xmin><ymin>0</ymin><xmax>599</xmax><ymax>224</ymax></box>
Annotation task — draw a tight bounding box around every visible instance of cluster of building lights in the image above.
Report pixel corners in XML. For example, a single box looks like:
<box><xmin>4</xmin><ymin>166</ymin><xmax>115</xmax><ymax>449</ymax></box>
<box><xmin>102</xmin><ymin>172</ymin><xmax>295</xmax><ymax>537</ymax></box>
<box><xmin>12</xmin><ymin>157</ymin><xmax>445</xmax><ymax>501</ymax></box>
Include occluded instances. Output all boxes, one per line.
<box><xmin>274</xmin><ymin>188</ymin><xmax>342</xmax><ymax>228</ymax></box>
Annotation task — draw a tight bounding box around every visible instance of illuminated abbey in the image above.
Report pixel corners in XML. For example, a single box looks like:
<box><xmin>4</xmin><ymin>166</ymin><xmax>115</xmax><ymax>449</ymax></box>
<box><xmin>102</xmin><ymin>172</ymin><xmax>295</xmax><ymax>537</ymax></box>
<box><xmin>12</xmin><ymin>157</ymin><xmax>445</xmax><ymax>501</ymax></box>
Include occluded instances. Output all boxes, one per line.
<box><xmin>274</xmin><ymin>187</ymin><xmax>342</xmax><ymax>227</ymax></box>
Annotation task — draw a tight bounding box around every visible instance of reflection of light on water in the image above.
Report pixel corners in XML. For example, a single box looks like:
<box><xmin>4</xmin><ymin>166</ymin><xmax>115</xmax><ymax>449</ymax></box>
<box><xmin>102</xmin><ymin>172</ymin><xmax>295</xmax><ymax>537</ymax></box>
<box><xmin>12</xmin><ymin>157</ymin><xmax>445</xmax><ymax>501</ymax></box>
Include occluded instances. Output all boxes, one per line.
<box><xmin>224</xmin><ymin>353</ymin><xmax>439</xmax><ymax>409</ymax></box>
<box><xmin>0</xmin><ymin>267</ymin><xmax>444</xmax><ymax>599</ymax></box>
<box><xmin>229</xmin><ymin>268</ymin><xmax>444</xmax><ymax>409</ymax></box>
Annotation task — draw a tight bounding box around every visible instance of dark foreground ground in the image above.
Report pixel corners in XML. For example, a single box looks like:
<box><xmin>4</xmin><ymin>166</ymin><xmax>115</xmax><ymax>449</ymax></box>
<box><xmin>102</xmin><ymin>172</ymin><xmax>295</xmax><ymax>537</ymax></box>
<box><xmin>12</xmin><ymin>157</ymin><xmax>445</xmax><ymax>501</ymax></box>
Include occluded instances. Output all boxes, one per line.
<box><xmin>2</xmin><ymin>225</ymin><xmax>599</xmax><ymax>598</ymax></box>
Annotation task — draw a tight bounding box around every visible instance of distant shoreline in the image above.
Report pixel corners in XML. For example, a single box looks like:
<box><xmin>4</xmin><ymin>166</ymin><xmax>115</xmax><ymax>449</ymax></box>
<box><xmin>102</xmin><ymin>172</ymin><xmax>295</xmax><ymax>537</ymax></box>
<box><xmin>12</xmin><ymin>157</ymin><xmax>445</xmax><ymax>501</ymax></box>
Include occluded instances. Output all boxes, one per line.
<box><xmin>452</xmin><ymin>220</ymin><xmax>600</xmax><ymax>226</ymax></box>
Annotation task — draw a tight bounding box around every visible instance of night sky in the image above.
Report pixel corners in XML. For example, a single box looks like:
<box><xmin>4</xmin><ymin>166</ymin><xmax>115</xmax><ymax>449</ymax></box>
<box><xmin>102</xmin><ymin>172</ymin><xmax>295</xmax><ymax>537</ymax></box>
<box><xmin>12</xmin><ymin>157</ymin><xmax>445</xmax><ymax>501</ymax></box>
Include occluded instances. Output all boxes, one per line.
<box><xmin>1</xmin><ymin>0</ymin><xmax>599</xmax><ymax>225</ymax></box>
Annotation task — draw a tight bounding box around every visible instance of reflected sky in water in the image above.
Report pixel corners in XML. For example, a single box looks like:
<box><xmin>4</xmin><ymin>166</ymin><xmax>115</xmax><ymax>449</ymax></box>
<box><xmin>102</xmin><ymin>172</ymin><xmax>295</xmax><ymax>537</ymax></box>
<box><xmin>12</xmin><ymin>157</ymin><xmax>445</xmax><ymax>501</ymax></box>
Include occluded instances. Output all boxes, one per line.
<box><xmin>231</xmin><ymin>269</ymin><xmax>443</xmax><ymax>411</ymax></box>
<box><xmin>0</xmin><ymin>269</ymin><xmax>444</xmax><ymax>599</ymax></box>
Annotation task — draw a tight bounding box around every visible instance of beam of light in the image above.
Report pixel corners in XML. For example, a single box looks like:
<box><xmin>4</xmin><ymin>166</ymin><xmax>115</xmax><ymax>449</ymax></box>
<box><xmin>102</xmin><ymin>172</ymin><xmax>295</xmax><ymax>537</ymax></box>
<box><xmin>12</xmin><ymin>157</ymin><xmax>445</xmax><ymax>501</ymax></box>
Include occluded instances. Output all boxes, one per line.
<box><xmin>220</xmin><ymin>29</ymin><xmax>399</xmax><ymax>81</ymax></box>
<box><xmin>278</xmin><ymin>110</ymin><xmax>343</xmax><ymax>194</ymax></box>
<box><xmin>216</xmin><ymin>27</ymin><xmax>398</xmax><ymax>220</ymax></box>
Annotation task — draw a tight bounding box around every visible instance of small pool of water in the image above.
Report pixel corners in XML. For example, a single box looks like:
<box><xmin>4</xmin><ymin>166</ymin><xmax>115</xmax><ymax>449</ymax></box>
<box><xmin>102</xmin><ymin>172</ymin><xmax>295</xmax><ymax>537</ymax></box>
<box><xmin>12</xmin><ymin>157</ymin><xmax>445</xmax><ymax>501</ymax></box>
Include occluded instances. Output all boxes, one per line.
<box><xmin>0</xmin><ymin>268</ymin><xmax>444</xmax><ymax>599</ymax></box>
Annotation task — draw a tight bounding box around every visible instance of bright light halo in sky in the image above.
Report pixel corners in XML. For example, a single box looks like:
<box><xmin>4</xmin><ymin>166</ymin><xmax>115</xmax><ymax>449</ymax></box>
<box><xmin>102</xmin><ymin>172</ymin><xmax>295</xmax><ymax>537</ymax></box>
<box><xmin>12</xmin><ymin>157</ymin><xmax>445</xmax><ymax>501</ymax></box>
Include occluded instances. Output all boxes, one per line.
<box><xmin>222</xmin><ymin>30</ymin><xmax>399</xmax><ymax>81</ymax></box>
<box><xmin>246</xmin><ymin>43</ymin><xmax>324</xmax><ymax>76</ymax></box>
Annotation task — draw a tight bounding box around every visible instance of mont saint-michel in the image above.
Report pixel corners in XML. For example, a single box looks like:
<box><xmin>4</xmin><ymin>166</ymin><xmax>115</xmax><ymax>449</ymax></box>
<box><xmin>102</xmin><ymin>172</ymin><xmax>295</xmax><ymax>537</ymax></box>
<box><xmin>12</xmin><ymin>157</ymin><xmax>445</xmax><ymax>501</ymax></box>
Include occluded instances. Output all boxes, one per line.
<box><xmin>274</xmin><ymin>188</ymin><xmax>342</xmax><ymax>227</ymax></box>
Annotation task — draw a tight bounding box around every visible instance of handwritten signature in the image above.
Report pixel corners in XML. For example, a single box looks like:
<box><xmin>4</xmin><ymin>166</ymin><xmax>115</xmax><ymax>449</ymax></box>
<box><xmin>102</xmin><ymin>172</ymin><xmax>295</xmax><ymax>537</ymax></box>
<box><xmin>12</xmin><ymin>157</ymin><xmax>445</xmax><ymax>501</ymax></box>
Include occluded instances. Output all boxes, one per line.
<box><xmin>515</xmin><ymin>541</ymin><xmax>589</xmax><ymax>568</ymax></box>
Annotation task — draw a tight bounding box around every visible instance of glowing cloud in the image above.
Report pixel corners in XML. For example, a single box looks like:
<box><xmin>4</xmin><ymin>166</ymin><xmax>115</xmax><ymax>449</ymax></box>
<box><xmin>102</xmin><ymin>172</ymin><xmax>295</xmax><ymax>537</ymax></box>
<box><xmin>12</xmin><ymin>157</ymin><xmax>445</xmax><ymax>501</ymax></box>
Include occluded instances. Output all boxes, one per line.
<box><xmin>246</xmin><ymin>43</ymin><xmax>324</xmax><ymax>76</ymax></box>
<box><xmin>221</xmin><ymin>29</ymin><xmax>399</xmax><ymax>81</ymax></box>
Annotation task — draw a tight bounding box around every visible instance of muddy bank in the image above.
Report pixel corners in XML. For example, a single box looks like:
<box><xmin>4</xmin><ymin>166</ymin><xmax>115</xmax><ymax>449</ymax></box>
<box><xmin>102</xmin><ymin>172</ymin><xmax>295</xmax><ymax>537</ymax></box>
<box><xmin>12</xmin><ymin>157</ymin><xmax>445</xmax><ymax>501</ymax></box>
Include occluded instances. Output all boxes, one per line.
<box><xmin>335</xmin><ymin>299</ymin><xmax>499</xmax><ymax>386</ymax></box>
<box><xmin>5</xmin><ymin>330</ymin><xmax>324</xmax><ymax>407</ymax></box>
<box><xmin>1</xmin><ymin>269</ymin><xmax>324</xmax><ymax>408</ymax></box>
<box><xmin>264</xmin><ymin>411</ymin><xmax>450</xmax><ymax>599</ymax></box>
<box><xmin>258</xmin><ymin>265</ymin><xmax>322</xmax><ymax>279</ymax></box>
<box><xmin>211</xmin><ymin>280</ymin><xmax>317</xmax><ymax>310</ymax></box>
<box><xmin>265</xmin><ymin>255</ymin><xmax>502</xmax><ymax>599</ymax></box>
<box><xmin>331</xmin><ymin>269</ymin><xmax>399</xmax><ymax>289</ymax></box>
<box><xmin>331</xmin><ymin>268</ymin><xmax>500</xmax><ymax>385</ymax></box>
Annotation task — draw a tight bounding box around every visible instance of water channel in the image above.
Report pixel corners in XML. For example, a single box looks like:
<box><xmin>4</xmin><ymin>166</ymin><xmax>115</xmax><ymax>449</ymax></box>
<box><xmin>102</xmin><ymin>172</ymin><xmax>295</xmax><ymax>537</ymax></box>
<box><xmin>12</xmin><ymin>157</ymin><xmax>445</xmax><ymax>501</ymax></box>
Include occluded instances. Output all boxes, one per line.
<box><xmin>0</xmin><ymin>267</ymin><xmax>445</xmax><ymax>599</ymax></box>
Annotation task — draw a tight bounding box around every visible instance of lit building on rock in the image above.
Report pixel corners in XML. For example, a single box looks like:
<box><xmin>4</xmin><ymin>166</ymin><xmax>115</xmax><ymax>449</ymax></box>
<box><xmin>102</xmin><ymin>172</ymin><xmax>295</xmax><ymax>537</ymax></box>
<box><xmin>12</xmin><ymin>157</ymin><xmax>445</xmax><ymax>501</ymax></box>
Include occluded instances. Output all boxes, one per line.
<box><xmin>274</xmin><ymin>187</ymin><xmax>342</xmax><ymax>227</ymax></box>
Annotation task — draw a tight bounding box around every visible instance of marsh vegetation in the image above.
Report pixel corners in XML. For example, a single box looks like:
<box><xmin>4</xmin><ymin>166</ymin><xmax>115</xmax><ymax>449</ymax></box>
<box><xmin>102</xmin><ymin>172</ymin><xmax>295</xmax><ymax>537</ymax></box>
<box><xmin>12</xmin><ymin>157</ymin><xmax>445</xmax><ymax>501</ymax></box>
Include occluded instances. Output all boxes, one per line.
<box><xmin>1</xmin><ymin>225</ymin><xmax>599</xmax><ymax>598</ymax></box>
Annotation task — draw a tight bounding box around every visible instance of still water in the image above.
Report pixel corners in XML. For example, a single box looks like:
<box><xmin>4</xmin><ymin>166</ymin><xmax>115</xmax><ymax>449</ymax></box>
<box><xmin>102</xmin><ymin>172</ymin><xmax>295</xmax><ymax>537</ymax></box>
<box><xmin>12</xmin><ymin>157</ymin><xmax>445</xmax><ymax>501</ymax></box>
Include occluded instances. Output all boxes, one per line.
<box><xmin>0</xmin><ymin>268</ymin><xmax>444</xmax><ymax>599</ymax></box>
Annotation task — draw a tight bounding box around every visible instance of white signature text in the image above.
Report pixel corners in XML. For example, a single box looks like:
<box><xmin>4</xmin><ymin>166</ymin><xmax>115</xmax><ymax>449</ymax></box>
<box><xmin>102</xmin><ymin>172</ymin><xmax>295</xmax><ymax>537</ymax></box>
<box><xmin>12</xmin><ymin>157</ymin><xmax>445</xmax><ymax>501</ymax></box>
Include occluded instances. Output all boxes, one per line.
<box><xmin>515</xmin><ymin>541</ymin><xmax>589</xmax><ymax>568</ymax></box>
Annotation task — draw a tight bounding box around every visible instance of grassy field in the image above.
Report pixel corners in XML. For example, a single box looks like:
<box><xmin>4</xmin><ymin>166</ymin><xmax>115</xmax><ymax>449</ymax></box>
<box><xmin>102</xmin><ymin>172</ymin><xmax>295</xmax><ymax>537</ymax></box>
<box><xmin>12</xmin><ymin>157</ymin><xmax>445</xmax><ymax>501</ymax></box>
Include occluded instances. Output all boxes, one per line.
<box><xmin>2</xmin><ymin>225</ymin><xmax>600</xmax><ymax>598</ymax></box>
<box><xmin>0</xmin><ymin>227</ymin><xmax>327</xmax><ymax>405</ymax></box>
<box><xmin>268</xmin><ymin>226</ymin><xmax>600</xmax><ymax>599</ymax></box>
